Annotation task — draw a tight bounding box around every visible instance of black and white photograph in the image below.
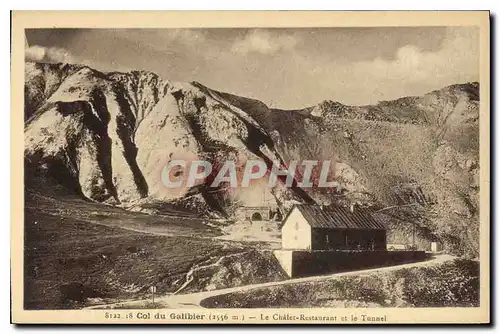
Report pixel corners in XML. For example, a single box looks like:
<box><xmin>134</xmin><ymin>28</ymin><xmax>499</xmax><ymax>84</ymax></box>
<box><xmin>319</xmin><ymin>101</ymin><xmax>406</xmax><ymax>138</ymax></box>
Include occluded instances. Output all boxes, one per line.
<box><xmin>10</xmin><ymin>11</ymin><xmax>490</xmax><ymax>324</ymax></box>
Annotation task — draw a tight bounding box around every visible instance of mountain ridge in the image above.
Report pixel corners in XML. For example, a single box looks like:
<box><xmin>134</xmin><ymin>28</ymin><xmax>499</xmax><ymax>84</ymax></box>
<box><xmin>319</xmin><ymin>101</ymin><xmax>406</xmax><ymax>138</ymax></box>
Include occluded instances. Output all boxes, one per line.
<box><xmin>24</xmin><ymin>61</ymin><xmax>480</xmax><ymax>257</ymax></box>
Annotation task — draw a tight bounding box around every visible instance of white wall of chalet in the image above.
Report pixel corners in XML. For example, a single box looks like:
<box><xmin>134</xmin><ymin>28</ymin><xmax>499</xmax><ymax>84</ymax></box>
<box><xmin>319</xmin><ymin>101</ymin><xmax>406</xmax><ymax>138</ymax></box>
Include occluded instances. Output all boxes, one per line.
<box><xmin>281</xmin><ymin>207</ymin><xmax>311</xmax><ymax>250</ymax></box>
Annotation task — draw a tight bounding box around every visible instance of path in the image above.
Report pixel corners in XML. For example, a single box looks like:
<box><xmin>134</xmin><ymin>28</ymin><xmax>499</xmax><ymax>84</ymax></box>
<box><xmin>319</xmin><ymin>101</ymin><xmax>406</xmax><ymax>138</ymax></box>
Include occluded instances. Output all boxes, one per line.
<box><xmin>86</xmin><ymin>253</ymin><xmax>455</xmax><ymax>309</ymax></box>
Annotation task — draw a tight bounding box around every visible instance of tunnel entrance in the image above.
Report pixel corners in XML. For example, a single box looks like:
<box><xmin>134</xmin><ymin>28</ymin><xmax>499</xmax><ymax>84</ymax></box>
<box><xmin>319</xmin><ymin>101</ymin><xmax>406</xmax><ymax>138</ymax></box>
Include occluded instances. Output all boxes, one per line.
<box><xmin>251</xmin><ymin>212</ymin><xmax>263</xmax><ymax>221</ymax></box>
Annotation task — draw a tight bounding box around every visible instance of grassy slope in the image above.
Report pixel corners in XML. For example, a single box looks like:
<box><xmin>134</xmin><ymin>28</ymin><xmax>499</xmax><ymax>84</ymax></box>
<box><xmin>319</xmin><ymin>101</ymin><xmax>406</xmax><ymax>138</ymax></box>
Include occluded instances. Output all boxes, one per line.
<box><xmin>24</xmin><ymin>191</ymin><xmax>287</xmax><ymax>309</ymax></box>
<box><xmin>269</xmin><ymin>113</ymin><xmax>478</xmax><ymax>257</ymax></box>
<box><xmin>24</xmin><ymin>208</ymin><xmax>223</xmax><ymax>309</ymax></box>
<box><xmin>201</xmin><ymin>259</ymin><xmax>479</xmax><ymax>308</ymax></box>
<box><xmin>25</xmin><ymin>189</ymin><xmax>221</xmax><ymax>238</ymax></box>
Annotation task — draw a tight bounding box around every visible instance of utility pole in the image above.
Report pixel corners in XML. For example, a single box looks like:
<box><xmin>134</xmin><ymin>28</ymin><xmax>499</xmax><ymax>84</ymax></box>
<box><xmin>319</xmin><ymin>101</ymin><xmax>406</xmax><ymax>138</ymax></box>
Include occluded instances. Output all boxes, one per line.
<box><xmin>412</xmin><ymin>221</ymin><xmax>416</xmax><ymax>249</ymax></box>
<box><xmin>150</xmin><ymin>286</ymin><xmax>156</xmax><ymax>305</ymax></box>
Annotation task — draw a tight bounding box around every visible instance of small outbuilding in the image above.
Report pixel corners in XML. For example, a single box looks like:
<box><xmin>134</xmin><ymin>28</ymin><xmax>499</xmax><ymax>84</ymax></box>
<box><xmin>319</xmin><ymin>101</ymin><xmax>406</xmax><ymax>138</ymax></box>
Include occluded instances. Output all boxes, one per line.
<box><xmin>281</xmin><ymin>204</ymin><xmax>387</xmax><ymax>251</ymax></box>
<box><xmin>431</xmin><ymin>241</ymin><xmax>443</xmax><ymax>252</ymax></box>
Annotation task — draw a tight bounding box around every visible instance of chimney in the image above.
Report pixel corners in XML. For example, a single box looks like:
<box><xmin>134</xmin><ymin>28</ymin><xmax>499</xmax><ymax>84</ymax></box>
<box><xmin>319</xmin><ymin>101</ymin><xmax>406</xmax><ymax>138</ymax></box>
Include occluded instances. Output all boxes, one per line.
<box><xmin>350</xmin><ymin>203</ymin><xmax>355</xmax><ymax>212</ymax></box>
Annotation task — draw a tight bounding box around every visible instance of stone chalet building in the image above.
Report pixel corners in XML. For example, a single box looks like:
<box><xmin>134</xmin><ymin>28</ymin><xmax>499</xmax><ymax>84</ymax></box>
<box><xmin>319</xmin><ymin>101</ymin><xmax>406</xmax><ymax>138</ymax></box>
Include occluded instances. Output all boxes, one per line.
<box><xmin>275</xmin><ymin>204</ymin><xmax>427</xmax><ymax>277</ymax></box>
<box><xmin>280</xmin><ymin>204</ymin><xmax>387</xmax><ymax>251</ymax></box>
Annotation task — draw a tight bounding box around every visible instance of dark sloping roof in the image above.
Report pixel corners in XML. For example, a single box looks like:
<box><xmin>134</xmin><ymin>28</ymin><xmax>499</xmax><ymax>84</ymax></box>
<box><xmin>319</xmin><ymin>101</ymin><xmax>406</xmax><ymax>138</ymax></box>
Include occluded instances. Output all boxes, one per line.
<box><xmin>293</xmin><ymin>204</ymin><xmax>386</xmax><ymax>230</ymax></box>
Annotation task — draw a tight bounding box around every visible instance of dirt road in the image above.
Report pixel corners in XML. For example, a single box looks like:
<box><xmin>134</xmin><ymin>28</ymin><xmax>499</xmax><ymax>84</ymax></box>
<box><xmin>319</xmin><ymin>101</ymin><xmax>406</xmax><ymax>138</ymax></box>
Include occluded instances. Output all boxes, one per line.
<box><xmin>87</xmin><ymin>253</ymin><xmax>455</xmax><ymax>309</ymax></box>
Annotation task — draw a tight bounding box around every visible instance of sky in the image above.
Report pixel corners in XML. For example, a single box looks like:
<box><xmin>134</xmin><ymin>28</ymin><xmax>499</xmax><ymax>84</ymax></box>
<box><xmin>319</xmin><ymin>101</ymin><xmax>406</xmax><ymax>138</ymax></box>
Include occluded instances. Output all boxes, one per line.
<box><xmin>25</xmin><ymin>27</ymin><xmax>479</xmax><ymax>109</ymax></box>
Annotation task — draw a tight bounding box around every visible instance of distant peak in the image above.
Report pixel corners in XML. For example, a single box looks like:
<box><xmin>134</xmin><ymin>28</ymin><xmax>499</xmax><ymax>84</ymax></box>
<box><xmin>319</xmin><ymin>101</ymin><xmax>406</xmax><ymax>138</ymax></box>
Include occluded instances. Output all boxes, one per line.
<box><xmin>319</xmin><ymin>100</ymin><xmax>345</xmax><ymax>106</ymax></box>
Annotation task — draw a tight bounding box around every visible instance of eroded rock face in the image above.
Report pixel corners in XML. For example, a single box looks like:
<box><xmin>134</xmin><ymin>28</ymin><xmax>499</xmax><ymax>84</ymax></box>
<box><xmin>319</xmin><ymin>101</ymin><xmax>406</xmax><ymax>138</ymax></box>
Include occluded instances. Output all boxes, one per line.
<box><xmin>24</xmin><ymin>61</ymin><xmax>480</xmax><ymax>256</ymax></box>
<box><xmin>24</xmin><ymin>63</ymin><xmax>306</xmax><ymax>211</ymax></box>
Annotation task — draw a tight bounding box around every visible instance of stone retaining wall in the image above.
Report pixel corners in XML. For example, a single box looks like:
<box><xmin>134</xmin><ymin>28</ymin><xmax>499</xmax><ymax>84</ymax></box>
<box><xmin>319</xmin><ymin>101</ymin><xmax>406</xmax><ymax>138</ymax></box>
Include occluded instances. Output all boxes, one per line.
<box><xmin>274</xmin><ymin>249</ymin><xmax>428</xmax><ymax>277</ymax></box>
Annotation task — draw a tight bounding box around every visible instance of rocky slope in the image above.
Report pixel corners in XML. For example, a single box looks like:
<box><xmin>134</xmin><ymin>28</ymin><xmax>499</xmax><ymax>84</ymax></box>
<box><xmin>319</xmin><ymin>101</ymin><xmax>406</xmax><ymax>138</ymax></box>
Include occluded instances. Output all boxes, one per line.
<box><xmin>24</xmin><ymin>61</ymin><xmax>480</xmax><ymax>257</ymax></box>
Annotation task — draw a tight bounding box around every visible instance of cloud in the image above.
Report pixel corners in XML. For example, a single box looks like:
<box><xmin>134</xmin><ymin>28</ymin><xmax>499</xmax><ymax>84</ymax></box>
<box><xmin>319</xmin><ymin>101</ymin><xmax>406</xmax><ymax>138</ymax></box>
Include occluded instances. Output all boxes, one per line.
<box><xmin>24</xmin><ymin>27</ymin><xmax>478</xmax><ymax>108</ymax></box>
<box><xmin>353</xmin><ymin>27</ymin><xmax>479</xmax><ymax>84</ymax></box>
<box><xmin>106</xmin><ymin>29</ymin><xmax>206</xmax><ymax>54</ymax></box>
<box><xmin>282</xmin><ymin>27</ymin><xmax>480</xmax><ymax>106</ymax></box>
<box><xmin>231</xmin><ymin>29</ymin><xmax>298</xmax><ymax>55</ymax></box>
<box><xmin>25</xmin><ymin>45</ymin><xmax>73</xmax><ymax>63</ymax></box>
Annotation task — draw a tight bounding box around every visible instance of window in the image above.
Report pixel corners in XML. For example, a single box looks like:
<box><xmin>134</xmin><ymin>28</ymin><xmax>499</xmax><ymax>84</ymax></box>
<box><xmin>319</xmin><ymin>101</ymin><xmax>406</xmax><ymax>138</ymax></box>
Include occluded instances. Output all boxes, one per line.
<box><xmin>295</xmin><ymin>222</ymin><xmax>299</xmax><ymax>230</ymax></box>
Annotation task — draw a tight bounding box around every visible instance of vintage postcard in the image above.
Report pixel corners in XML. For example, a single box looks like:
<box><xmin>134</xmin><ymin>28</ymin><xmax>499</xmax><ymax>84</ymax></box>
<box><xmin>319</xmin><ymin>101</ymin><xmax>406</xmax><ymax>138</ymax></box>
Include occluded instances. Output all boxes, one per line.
<box><xmin>11</xmin><ymin>11</ymin><xmax>490</xmax><ymax>324</ymax></box>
